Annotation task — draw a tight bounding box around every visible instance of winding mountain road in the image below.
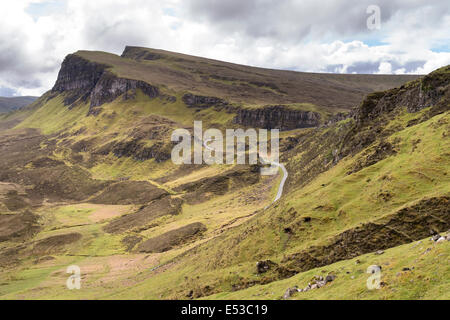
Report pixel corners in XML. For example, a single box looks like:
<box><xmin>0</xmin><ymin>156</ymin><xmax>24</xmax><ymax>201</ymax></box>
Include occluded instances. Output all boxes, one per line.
<box><xmin>149</xmin><ymin>138</ymin><xmax>288</xmax><ymax>274</ymax></box>
<box><xmin>203</xmin><ymin>138</ymin><xmax>288</xmax><ymax>205</ymax></box>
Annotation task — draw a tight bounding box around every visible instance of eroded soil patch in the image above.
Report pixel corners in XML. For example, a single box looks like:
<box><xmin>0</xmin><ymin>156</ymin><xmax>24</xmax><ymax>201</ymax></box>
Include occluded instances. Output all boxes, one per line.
<box><xmin>31</xmin><ymin>232</ymin><xmax>82</xmax><ymax>255</ymax></box>
<box><xmin>91</xmin><ymin>181</ymin><xmax>168</xmax><ymax>205</ymax></box>
<box><xmin>175</xmin><ymin>165</ymin><xmax>260</xmax><ymax>204</ymax></box>
<box><xmin>104</xmin><ymin>196</ymin><xmax>183</xmax><ymax>233</ymax></box>
<box><xmin>137</xmin><ymin>222</ymin><xmax>207</xmax><ymax>253</ymax></box>
<box><xmin>0</xmin><ymin>211</ymin><xmax>40</xmax><ymax>242</ymax></box>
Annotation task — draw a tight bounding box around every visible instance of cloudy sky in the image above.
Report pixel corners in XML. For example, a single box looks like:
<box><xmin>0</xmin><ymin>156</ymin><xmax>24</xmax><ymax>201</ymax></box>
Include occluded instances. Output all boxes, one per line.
<box><xmin>1</xmin><ymin>0</ymin><xmax>449</xmax><ymax>96</ymax></box>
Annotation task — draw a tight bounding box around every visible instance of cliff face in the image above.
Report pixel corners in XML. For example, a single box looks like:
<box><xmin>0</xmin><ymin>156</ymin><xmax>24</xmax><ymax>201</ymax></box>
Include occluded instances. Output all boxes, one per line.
<box><xmin>232</xmin><ymin>106</ymin><xmax>321</xmax><ymax>130</ymax></box>
<box><xmin>52</xmin><ymin>54</ymin><xmax>159</xmax><ymax>112</ymax></box>
<box><xmin>181</xmin><ymin>92</ymin><xmax>322</xmax><ymax>130</ymax></box>
<box><xmin>53</xmin><ymin>55</ymin><xmax>107</xmax><ymax>93</ymax></box>
<box><xmin>356</xmin><ymin>66</ymin><xmax>449</xmax><ymax>125</ymax></box>
<box><xmin>336</xmin><ymin>66</ymin><xmax>449</xmax><ymax>163</ymax></box>
<box><xmin>90</xmin><ymin>72</ymin><xmax>159</xmax><ymax>108</ymax></box>
<box><xmin>52</xmin><ymin>54</ymin><xmax>107</xmax><ymax>106</ymax></box>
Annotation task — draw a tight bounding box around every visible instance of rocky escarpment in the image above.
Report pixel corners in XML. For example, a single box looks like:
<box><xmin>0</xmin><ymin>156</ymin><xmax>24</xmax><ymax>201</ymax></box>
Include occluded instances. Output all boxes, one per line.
<box><xmin>277</xmin><ymin>66</ymin><xmax>449</xmax><ymax>193</ymax></box>
<box><xmin>52</xmin><ymin>54</ymin><xmax>159</xmax><ymax>113</ymax></box>
<box><xmin>336</xmin><ymin>66</ymin><xmax>449</xmax><ymax>162</ymax></box>
<box><xmin>181</xmin><ymin>92</ymin><xmax>322</xmax><ymax>130</ymax></box>
<box><xmin>355</xmin><ymin>66</ymin><xmax>449</xmax><ymax>125</ymax></box>
<box><xmin>89</xmin><ymin>71</ymin><xmax>159</xmax><ymax>109</ymax></box>
<box><xmin>233</xmin><ymin>106</ymin><xmax>321</xmax><ymax>130</ymax></box>
<box><xmin>52</xmin><ymin>54</ymin><xmax>107</xmax><ymax>106</ymax></box>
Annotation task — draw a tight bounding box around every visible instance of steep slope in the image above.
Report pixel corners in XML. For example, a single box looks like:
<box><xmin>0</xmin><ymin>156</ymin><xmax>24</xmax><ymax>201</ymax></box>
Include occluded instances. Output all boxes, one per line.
<box><xmin>148</xmin><ymin>66</ymin><xmax>449</xmax><ymax>299</ymax></box>
<box><xmin>0</xmin><ymin>47</ymin><xmax>447</xmax><ymax>300</ymax></box>
<box><xmin>206</xmin><ymin>237</ymin><xmax>450</xmax><ymax>300</ymax></box>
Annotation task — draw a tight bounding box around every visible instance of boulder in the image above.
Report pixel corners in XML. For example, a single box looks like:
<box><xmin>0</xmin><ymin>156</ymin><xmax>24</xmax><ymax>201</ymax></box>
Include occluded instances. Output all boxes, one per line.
<box><xmin>367</xmin><ymin>265</ymin><xmax>382</xmax><ymax>274</ymax></box>
<box><xmin>436</xmin><ymin>237</ymin><xmax>446</xmax><ymax>243</ymax></box>
<box><xmin>431</xmin><ymin>234</ymin><xmax>441</xmax><ymax>242</ymax></box>
<box><xmin>283</xmin><ymin>287</ymin><xmax>299</xmax><ymax>299</ymax></box>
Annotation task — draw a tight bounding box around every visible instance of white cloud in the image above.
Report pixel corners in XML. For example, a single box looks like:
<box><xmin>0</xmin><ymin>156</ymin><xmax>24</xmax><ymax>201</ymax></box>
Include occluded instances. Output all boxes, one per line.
<box><xmin>0</xmin><ymin>0</ymin><xmax>449</xmax><ymax>96</ymax></box>
<box><xmin>377</xmin><ymin>62</ymin><xmax>392</xmax><ymax>74</ymax></box>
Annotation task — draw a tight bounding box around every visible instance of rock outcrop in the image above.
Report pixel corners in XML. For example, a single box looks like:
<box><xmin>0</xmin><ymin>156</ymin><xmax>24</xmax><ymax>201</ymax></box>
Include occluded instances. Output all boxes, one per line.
<box><xmin>282</xmin><ymin>274</ymin><xmax>336</xmax><ymax>298</ymax></box>
<box><xmin>52</xmin><ymin>54</ymin><xmax>159</xmax><ymax>113</ymax></box>
<box><xmin>355</xmin><ymin>66</ymin><xmax>449</xmax><ymax>125</ymax></box>
<box><xmin>52</xmin><ymin>54</ymin><xmax>107</xmax><ymax>106</ymax></box>
<box><xmin>89</xmin><ymin>71</ymin><xmax>159</xmax><ymax>108</ymax></box>
<box><xmin>233</xmin><ymin>106</ymin><xmax>321</xmax><ymax>130</ymax></box>
<box><xmin>180</xmin><ymin>94</ymin><xmax>322</xmax><ymax>130</ymax></box>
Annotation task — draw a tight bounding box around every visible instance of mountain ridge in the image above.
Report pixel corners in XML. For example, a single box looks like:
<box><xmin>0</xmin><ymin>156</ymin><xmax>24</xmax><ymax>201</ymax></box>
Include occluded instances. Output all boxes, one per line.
<box><xmin>68</xmin><ymin>47</ymin><xmax>420</xmax><ymax>111</ymax></box>
<box><xmin>0</xmin><ymin>47</ymin><xmax>448</xmax><ymax>300</ymax></box>
<box><xmin>0</xmin><ymin>96</ymin><xmax>38</xmax><ymax>113</ymax></box>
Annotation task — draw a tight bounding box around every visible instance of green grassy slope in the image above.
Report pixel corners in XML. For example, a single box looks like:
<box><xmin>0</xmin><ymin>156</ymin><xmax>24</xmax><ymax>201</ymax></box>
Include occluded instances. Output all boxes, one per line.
<box><xmin>206</xmin><ymin>237</ymin><xmax>450</xmax><ymax>300</ymax></box>
<box><xmin>0</xmin><ymin>50</ymin><xmax>447</xmax><ymax>300</ymax></box>
<box><xmin>2</xmin><ymin>89</ymin><xmax>447</xmax><ymax>301</ymax></box>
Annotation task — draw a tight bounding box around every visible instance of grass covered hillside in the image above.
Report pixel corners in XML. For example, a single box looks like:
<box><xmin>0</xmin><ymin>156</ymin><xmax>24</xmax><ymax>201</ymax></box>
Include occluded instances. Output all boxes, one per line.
<box><xmin>76</xmin><ymin>46</ymin><xmax>418</xmax><ymax>109</ymax></box>
<box><xmin>0</xmin><ymin>47</ymin><xmax>448</xmax><ymax>300</ymax></box>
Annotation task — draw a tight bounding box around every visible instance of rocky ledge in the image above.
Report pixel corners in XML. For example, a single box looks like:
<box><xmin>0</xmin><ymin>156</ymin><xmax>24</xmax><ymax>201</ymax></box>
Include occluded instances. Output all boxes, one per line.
<box><xmin>181</xmin><ymin>92</ymin><xmax>322</xmax><ymax>130</ymax></box>
<box><xmin>89</xmin><ymin>72</ymin><xmax>159</xmax><ymax>109</ymax></box>
<box><xmin>52</xmin><ymin>54</ymin><xmax>159</xmax><ymax>113</ymax></box>
<box><xmin>232</xmin><ymin>105</ymin><xmax>321</xmax><ymax>130</ymax></box>
<box><xmin>356</xmin><ymin>66</ymin><xmax>449</xmax><ymax>124</ymax></box>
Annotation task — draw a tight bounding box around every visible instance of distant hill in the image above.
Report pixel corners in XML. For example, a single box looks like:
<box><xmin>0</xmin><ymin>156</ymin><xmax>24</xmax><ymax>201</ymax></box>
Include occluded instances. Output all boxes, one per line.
<box><xmin>0</xmin><ymin>96</ymin><xmax>38</xmax><ymax>113</ymax></box>
<box><xmin>69</xmin><ymin>46</ymin><xmax>419</xmax><ymax>113</ymax></box>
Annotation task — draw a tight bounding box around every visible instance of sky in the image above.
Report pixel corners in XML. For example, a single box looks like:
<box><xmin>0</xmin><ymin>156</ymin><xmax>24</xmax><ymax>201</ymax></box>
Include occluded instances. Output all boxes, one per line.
<box><xmin>1</xmin><ymin>0</ymin><xmax>449</xmax><ymax>96</ymax></box>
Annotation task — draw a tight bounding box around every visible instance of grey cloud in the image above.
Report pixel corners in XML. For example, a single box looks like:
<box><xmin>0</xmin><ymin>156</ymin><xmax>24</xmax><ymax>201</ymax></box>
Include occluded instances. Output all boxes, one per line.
<box><xmin>346</xmin><ymin>62</ymin><xmax>383</xmax><ymax>74</ymax></box>
<box><xmin>82</xmin><ymin>18</ymin><xmax>150</xmax><ymax>54</ymax></box>
<box><xmin>0</xmin><ymin>0</ymin><xmax>449</xmax><ymax>95</ymax></box>
<box><xmin>390</xmin><ymin>60</ymin><xmax>427</xmax><ymax>73</ymax></box>
<box><xmin>0</xmin><ymin>25</ymin><xmax>62</xmax><ymax>92</ymax></box>
<box><xmin>0</xmin><ymin>86</ymin><xmax>17</xmax><ymax>97</ymax></box>
<box><xmin>184</xmin><ymin>0</ymin><xmax>449</xmax><ymax>42</ymax></box>
<box><xmin>324</xmin><ymin>60</ymin><xmax>427</xmax><ymax>74</ymax></box>
<box><xmin>187</xmin><ymin>0</ymin><xmax>260</xmax><ymax>22</ymax></box>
